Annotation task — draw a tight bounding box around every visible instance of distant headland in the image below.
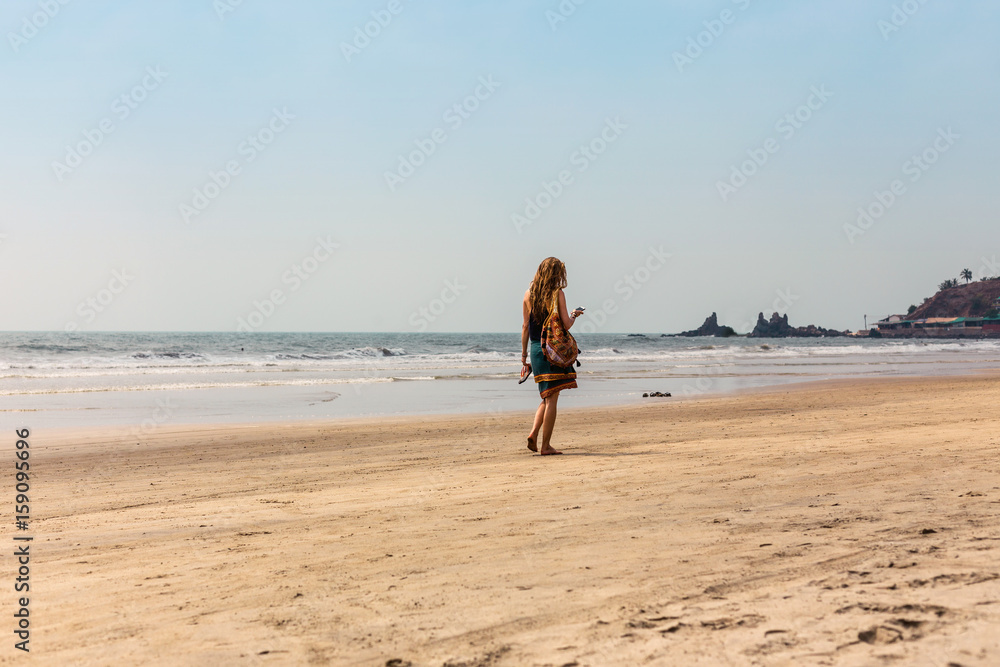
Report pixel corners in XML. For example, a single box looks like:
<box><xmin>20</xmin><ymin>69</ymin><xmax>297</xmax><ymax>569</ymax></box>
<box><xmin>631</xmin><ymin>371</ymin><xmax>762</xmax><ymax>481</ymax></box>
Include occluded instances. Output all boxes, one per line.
<box><xmin>663</xmin><ymin>270</ymin><xmax>1000</xmax><ymax>339</ymax></box>
<box><xmin>874</xmin><ymin>273</ymin><xmax>1000</xmax><ymax>338</ymax></box>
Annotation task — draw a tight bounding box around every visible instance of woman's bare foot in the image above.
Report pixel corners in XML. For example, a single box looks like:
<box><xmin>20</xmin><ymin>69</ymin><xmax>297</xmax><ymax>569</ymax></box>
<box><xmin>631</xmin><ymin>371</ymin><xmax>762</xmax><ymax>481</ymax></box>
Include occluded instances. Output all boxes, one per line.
<box><xmin>539</xmin><ymin>446</ymin><xmax>562</xmax><ymax>456</ymax></box>
<box><xmin>527</xmin><ymin>435</ymin><xmax>538</xmax><ymax>452</ymax></box>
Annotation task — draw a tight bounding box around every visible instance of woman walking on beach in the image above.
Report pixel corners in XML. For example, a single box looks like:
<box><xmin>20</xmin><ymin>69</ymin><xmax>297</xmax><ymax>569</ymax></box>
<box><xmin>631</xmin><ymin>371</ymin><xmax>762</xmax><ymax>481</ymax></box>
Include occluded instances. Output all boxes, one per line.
<box><xmin>522</xmin><ymin>257</ymin><xmax>584</xmax><ymax>455</ymax></box>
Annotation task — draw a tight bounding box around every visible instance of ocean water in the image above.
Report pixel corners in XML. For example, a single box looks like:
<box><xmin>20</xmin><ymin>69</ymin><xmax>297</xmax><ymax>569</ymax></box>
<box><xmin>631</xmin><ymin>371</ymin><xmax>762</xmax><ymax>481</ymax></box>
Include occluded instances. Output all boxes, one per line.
<box><xmin>2</xmin><ymin>332</ymin><xmax>999</xmax><ymax>428</ymax></box>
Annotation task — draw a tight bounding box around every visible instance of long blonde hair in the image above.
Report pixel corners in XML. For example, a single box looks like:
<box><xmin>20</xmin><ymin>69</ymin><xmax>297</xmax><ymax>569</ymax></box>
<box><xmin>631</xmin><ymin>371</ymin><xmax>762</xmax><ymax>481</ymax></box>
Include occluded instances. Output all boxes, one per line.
<box><xmin>529</xmin><ymin>257</ymin><xmax>567</xmax><ymax>324</ymax></box>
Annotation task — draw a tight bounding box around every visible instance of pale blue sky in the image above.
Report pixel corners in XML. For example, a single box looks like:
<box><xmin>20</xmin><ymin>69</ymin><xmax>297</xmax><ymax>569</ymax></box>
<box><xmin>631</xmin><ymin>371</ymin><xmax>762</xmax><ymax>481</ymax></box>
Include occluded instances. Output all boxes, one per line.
<box><xmin>2</xmin><ymin>0</ymin><xmax>998</xmax><ymax>332</ymax></box>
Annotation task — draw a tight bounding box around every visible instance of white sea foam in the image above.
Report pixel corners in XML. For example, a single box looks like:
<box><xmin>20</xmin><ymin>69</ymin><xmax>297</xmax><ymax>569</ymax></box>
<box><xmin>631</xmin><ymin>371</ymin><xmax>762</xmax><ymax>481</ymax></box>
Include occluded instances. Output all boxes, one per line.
<box><xmin>5</xmin><ymin>332</ymin><xmax>1000</xmax><ymax>428</ymax></box>
<box><xmin>0</xmin><ymin>376</ymin><xmax>395</xmax><ymax>396</ymax></box>
<box><xmin>4</xmin><ymin>333</ymin><xmax>999</xmax><ymax>400</ymax></box>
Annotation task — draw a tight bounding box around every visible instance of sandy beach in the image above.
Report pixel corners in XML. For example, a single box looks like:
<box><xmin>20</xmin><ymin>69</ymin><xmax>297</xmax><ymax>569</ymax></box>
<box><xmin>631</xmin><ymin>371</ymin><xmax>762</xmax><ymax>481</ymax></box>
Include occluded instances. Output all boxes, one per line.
<box><xmin>12</xmin><ymin>373</ymin><xmax>1000</xmax><ymax>665</ymax></box>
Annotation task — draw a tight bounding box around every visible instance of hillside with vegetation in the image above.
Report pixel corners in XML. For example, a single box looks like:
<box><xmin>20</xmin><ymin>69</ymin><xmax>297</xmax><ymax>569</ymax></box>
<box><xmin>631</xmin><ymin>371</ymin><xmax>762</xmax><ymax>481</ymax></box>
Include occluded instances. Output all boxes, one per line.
<box><xmin>906</xmin><ymin>273</ymin><xmax>1000</xmax><ymax>319</ymax></box>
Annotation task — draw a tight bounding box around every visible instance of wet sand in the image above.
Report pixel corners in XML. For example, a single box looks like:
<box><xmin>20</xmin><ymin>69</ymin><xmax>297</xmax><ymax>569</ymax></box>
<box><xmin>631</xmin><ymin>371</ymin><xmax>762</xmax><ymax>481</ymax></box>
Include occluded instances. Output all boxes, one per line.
<box><xmin>12</xmin><ymin>374</ymin><xmax>1000</xmax><ymax>665</ymax></box>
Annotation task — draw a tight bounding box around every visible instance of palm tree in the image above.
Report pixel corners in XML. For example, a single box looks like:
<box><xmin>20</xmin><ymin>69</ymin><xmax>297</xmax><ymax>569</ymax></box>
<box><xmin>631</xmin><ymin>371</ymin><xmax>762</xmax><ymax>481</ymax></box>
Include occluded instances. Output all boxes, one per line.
<box><xmin>961</xmin><ymin>268</ymin><xmax>973</xmax><ymax>284</ymax></box>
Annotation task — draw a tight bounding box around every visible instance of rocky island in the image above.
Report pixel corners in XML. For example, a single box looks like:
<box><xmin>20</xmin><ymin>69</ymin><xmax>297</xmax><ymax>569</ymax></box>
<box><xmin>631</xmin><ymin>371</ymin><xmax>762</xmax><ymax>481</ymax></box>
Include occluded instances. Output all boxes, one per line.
<box><xmin>668</xmin><ymin>312</ymin><xmax>737</xmax><ymax>337</ymax></box>
<box><xmin>748</xmin><ymin>312</ymin><xmax>847</xmax><ymax>338</ymax></box>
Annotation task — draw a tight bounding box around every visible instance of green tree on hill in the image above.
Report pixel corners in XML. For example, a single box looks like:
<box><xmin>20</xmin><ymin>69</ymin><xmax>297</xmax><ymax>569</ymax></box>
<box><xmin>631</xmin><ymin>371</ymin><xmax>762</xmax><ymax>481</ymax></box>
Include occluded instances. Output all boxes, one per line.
<box><xmin>961</xmin><ymin>268</ymin><xmax>973</xmax><ymax>284</ymax></box>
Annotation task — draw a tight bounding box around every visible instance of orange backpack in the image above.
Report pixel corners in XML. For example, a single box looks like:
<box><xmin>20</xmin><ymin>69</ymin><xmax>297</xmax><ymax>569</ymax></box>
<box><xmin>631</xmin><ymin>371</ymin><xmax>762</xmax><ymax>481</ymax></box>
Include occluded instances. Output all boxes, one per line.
<box><xmin>541</xmin><ymin>292</ymin><xmax>581</xmax><ymax>368</ymax></box>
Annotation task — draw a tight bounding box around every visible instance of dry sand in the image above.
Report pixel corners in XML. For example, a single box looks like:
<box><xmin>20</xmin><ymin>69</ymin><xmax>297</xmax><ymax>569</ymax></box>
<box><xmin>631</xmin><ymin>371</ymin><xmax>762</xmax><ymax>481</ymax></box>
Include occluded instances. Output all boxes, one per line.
<box><xmin>9</xmin><ymin>374</ymin><xmax>1000</xmax><ymax>666</ymax></box>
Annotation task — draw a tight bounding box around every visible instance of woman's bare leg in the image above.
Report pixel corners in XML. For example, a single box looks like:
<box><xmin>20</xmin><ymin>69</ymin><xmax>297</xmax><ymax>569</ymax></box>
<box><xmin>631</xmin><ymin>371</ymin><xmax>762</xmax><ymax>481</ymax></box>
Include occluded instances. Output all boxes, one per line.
<box><xmin>539</xmin><ymin>392</ymin><xmax>562</xmax><ymax>455</ymax></box>
<box><xmin>527</xmin><ymin>400</ymin><xmax>544</xmax><ymax>452</ymax></box>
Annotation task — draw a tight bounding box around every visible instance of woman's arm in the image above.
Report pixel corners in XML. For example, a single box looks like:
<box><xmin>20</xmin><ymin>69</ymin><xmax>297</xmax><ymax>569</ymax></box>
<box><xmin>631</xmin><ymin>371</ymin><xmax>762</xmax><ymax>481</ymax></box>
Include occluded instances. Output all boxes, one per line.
<box><xmin>557</xmin><ymin>290</ymin><xmax>578</xmax><ymax>330</ymax></box>
<box><xmin>521</xmin><ymin>290</ymin><xmax>531</xmax><ymax>366</ymax></box>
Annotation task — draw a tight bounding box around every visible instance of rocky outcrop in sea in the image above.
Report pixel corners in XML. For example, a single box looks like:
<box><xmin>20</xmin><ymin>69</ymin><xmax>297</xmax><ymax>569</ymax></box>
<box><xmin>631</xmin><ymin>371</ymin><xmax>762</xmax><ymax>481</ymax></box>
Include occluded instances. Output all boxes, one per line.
<box><xmin>747</xmin><ymin>312</ymin><xmax>846</xmax><ymax>338</ymax></box>
<box><xmin>671</xmin><ymin>312</ymin><xmax>737</xmax><ymax>337</ymax></box>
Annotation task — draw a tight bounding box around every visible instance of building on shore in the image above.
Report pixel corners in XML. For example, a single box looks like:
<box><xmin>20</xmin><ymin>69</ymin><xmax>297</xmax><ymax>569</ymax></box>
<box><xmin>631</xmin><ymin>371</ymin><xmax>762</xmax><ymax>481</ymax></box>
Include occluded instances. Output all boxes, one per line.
<box><xmin>875</xmin><ymin>315</ymin><xmax>1000</xmax><ymax>338</ymax></box>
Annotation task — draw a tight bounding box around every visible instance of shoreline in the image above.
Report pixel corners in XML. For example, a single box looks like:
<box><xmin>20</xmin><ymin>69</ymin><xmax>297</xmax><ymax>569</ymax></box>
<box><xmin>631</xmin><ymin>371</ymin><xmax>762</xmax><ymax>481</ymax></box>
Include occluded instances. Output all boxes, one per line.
<box><xmin>28</xmin><ymin>366</ymin><xmax>1000</xmax><ymax>437</ymax></box>
<box><xmin>25</xmin><ymin>372</ymin><xmax>1000</xmax><ymax>665</ymax></box>
<box><xmin>6</xmin><ymin>332</ymin><xmax>1000</xmax><ymax>430</ymax></box>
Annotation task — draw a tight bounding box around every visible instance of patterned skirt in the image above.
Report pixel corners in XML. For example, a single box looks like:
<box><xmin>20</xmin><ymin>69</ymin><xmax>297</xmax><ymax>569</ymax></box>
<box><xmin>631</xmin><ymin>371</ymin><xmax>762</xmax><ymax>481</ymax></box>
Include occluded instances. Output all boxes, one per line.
<box><xmin>530</xmin><ymin>339</ymin><xmax>577</xmax><ymax>399</ymax></box>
